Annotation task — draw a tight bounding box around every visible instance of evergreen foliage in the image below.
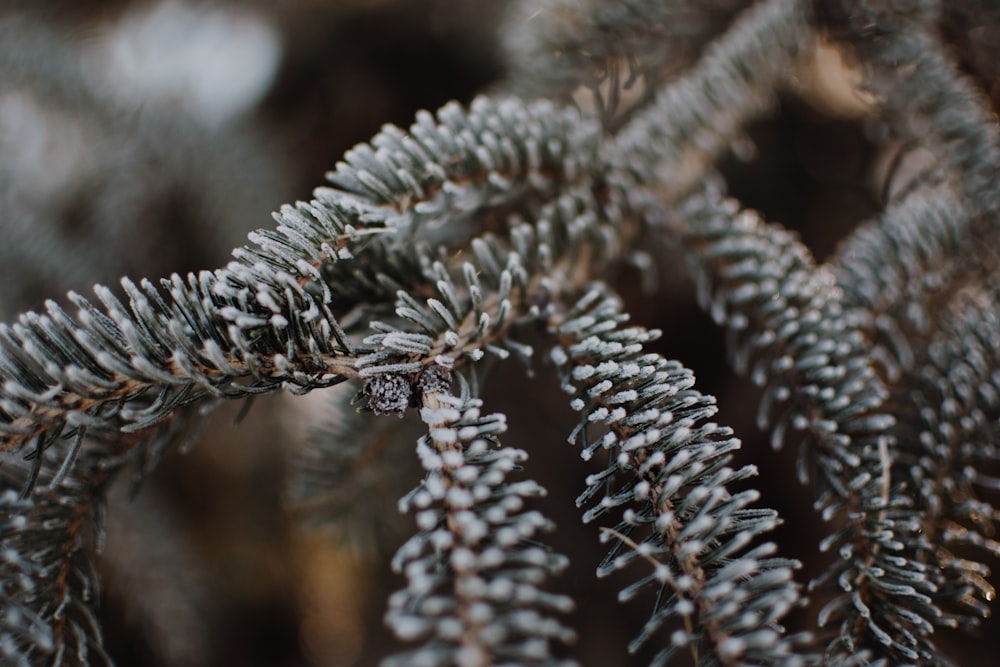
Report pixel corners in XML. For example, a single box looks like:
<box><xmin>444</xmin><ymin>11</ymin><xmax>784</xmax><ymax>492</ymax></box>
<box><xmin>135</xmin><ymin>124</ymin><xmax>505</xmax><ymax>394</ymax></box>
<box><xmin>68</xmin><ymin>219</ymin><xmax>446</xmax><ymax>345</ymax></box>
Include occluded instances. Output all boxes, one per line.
<box><xmin>1</xmin><ymin>0</ymin><xmax>999</xmax><ymax>665</ymax></box>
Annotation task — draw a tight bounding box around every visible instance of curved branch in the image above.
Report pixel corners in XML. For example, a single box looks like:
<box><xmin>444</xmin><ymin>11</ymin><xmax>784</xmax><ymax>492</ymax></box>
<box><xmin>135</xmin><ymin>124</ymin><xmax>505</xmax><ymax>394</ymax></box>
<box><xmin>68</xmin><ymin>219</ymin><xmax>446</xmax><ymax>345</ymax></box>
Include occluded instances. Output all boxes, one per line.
<box><xmin>678</xmin><ymin>184</ymin><xmax>941</xmax><ymax>664</ymax></box>
<box><xmin>0</xmin><ymin>458</ymin><xmax>111</xmax><ymax>666</ymax></box>
<box><xmin>385</xmin><ymin>379</ymin><xmax>575</xmax><ymax>667</ymax></box>
<box><xmin>501</xmin><ymin>0</ymin><xmax>752</xmax><ymax>129</ymax></box>
<box><xmin>548</xmin><ymin>287</ymin><xmax>812</xmax><ymax>666</ymax></box>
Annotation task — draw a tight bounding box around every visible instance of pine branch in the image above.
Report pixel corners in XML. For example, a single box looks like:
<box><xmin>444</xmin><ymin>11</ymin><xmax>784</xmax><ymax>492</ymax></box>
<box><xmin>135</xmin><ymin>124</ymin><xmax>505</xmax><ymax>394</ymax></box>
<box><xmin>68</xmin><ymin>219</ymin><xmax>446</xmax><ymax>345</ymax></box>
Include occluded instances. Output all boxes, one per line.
<box><xmin>312</xmin><ymin>95</ymin><xmax>607</xmax><ymax>319</ymax></box>
<box><xmin>0</xmin><ymin>95</ymin><xmax>607</xmax><ymax>465</ymax></box>
<box><xmin>817</xmin><ymin>4</ymin><xmax>1000</xmax><ymax>221</ymax></box>
<box><xmin>610</xmin><ymin>0</ymin><xmax>809</xmax><ymax>205</ymax></box>
<box><xmin>3</xmin><ymin>2</ymin><xmax>1000</xmax><ymax>664</ymax></box>
<box><xmin>548</xmin><ymin>287</ymin><xmax>812</xmax><ymax>666</ymax></box>
<box><xmin>319</xmin><ymin>96</ymin><xmax>602</xmax><ymax>249</ymax></box>
<box><xmin>831</xmin><ymin>185</ymin><xmax>970</xmax><ymax>379</ymax></box>
<box><xmin>678</xmin><ymin>184</ymin><xmax>944</xmax><ymax>664</ymax></box>
<box><xmin>502</xmin><ymin>0</ymin><xmax>752</xmax><ymax>129</ymax></box>
<box><xmin>887</xmin><ymin>286</ymin><xmax>1000</xmax><ymax>633</ymax></box>
<box><xmin>0</xmin><ymin>0</ymin><xmax>812</xmax><ymax>472</ymax></box>
<box><xmin>385</xmin><ymin>373</ymin><xmax>575</xmax><ymax>666</ymax></box>
<box><xmin>0</xmin><ymin>459</ymin><xmax>110</xmax><ymax>667</ymax></box>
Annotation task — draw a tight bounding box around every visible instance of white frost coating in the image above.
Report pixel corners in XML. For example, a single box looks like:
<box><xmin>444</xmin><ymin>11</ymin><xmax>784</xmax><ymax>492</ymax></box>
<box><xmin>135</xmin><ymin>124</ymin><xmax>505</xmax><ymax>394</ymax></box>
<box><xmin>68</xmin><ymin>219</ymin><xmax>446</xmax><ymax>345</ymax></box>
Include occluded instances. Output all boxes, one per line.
<box><xmin>719</xmin><ymin>636</ymin><xmax>747</xmax><ymax>658</ymax></box>
<box><xmin>457</xmin><ymin>426</ymin><xmax>480</xmax><ymax>441</ymax></box>
<box><xmin>429</xmin><ymin>529</ymin><xmax>453</xmax><ymax>551</ymax></box>
<box><xmin>487</xmin><ymin>577</ymin><xmax>514</xmax><ymax>599</ymax></box>
<box><xmin>484</xmin><ymin>505</ymin><xmax>508</xmax><ymax>524</ymax></box>
<box><xmin>478</xmin><ymin>547</ymin><xmax>505</xmax><ymax>569</ymax></box>
<box><xmin>450</xmin><ymin>548</ymin><xmax>477</xmax><ymax>572</ymax></box>
<box><xmin>417</xmin><ymin>510</ymin><xmax>438</xmax><ymax>530</ymax></box>
<box><xmin>446</xmin><ymin>486</ymin><xmax>474</xmax><ymax>509</ymax></box>
<box><xmin>456</xmin><ymin>645</ymin><xmax>487</xmax><ymax>667</ymax></box>
<box><xmin>440</xmin><ymin>450</ymin><xmax>464</xmax><ymax>468</ymax></box>
<box><xmin>671</xmin><ymin>629</ymin><xmax>691</xmax><ymax>646</ymax></box>
<box><xmin>500</xmin><ymin>495</ymin><xmax>526</xmax><ymax>512</ymax></box>
<box><xmin>420</xmin><ymin>406</ymin><xmax>462</xmax><ymax>425</ymax></box>
<box><xmin>393</xmin><ymin>615</ymin><xmax>430</xmax><ymax>641</ymax></box>
<box><xmin>424</xmin><ymin>475</ymin><xmax>446</xmax><ymax>500</ymax></box>
<box><xmin>435</xmin><ymin>354</ymin><xmax>456</xmax><ymax>368</ymax></box>
<box><xmin>415</xmin><ymin>441</ymin><xmax>443</xmax><ymax>471</ymax></box>
<box><xmin>453</xmin><ymin>465</ymin><xmax>480</xmax><ymax>484</ymax></box>
<box><xmin>430</xmin><ymin>427</ymin><xmax>458</xmax><ymax>444</ymax></box>
<box><xmin>495</xmin><ymin>526</ymin><xmax>520</xmax><ymax>547</ymax></box>
<box><xmin>587</xmin><ymin>406</ymin><xmax>609</xmax><ymax>422</ymax></box>
<box><xmin>436</xmin><ymin>617</ymin><xmax>463</xmax><ymax>641</ymax></box>
<box><xmin>550</xmin><ymin>347</ymin><xmax>568</xmax><ymax>366</ymax></box>
<box><xmin>453</xmin><ymin>512</ymin><xmax>488</xmax><ymax>543</ymax></box>
<box><xmin>479</xmin><ymin>469</ymin><xmax>506</xmax><ymax>486</ymax></box>
<box><xmin>412</xmin><ymin>489</ymin><xmax>433</xmax><ymax>509</ymax></box>
<box><xmin>466</xmin><ymin>602</ymin><xmax>494</xmax><ymax>624</ymax></box>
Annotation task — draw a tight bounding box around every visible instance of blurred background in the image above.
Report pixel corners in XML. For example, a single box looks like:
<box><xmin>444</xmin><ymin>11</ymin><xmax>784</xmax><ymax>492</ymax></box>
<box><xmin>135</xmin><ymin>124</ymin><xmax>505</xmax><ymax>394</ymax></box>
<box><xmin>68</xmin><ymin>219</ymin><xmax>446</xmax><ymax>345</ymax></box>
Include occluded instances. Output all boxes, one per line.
<box><xmin>1</xmin><ymin>0</ymin><xmax>998</xmax><ymax>665</ymax></box>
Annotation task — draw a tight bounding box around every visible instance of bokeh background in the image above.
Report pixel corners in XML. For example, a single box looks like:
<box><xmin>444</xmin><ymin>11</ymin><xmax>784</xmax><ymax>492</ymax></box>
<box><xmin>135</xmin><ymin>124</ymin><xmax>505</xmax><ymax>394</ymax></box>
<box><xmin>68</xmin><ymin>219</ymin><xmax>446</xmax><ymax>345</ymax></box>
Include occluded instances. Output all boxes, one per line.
<box><xmin>1</xmin><ymin>0</ymin><xmax>999</xmax><ymax>665</ymax></box>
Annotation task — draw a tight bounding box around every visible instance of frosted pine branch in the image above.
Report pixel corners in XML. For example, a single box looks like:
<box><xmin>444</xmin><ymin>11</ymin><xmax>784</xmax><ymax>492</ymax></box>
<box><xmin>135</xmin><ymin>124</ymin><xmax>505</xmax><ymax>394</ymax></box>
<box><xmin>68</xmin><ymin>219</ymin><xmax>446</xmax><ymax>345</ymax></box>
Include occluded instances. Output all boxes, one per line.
<box><xmin>385</xmin><ymin>378</ymin><xmax>574</xmax><ymax>667</ymax></box>
<box><xmin>548</xmin><ymin>288</ymin><xmax>812</xmax><ymax>666</ymax></box>
<box><xmin>0</xmin><ymin>460</ymin><xmax>110</xmax><ymax>666</ymax></box>
<box><xmin>678</xmin><ymin>185</ymin><xmax>941</xmax><ymax>663</ymax></box>
<box><xmin>1</xmin><ymin>1</ymin><xmax>1000</xmax><ymax>665</ymax></box>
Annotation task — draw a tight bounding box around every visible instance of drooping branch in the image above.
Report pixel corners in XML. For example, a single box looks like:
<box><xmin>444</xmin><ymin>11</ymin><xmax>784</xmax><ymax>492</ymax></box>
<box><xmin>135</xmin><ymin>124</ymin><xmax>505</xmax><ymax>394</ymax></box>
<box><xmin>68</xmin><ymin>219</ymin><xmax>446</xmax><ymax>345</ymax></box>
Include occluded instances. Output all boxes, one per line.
<box><xmin>609</xmin><ymin>0</ymin><xmax>809</xmax><ymax>206</ymax></box>
<box><xmin>502</xmin><ymin>0</ymin><xmax>752</xmax><ymax>129</ymax></box>
<box><xmin>384</xmin><ymin>373</ymin><xmax>575</xmax><ymax>667</ymax></box>
<box><xmin>887</xmin><ymin>286</ymin><xmax>1000</xmax><ymax>632</ymax></box>
<box><xmin>0</xmin><ymin>96</ymin><xmax>606</xmax><ymax>472</ymax></box>
<box><xmin>818</xmin><ymin>4</ymin><xmax>1000</xmax><ymax>222</ymax></box>
<box><xmin>831</xmin><ymin>185</ymin><xmax>970</xmax><ymax>379</ymax></box>
<box><xmin>548</xmin><ymin>287</ymin><xmax>812</xmax><ymax>666</ymax></box>
<box><xmin>0</xmin><ymin>457</ymin><xmax>112</xmax><ymax>666</ymax></box>
<box><xmin>678</xmin><ymin>184</ymin><xmax>942</xmax><ymax>664</ymax></box>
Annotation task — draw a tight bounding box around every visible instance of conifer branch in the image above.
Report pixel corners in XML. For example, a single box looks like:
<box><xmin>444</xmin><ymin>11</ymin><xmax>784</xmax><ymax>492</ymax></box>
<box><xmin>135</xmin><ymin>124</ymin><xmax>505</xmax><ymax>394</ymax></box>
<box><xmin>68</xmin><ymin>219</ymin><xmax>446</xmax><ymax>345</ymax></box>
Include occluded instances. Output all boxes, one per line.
<box><xmin>385</xmin><ymin>375</ymin><xmax>575</xmax><ymax>666</ymax></box>
<box><xmin>888</xmin><ymin>287</ymin><xmax>1000</xmax><ymax>633</ymax></box>
<box><xmin>678</xmin><ymin>185</ymin><xmax>941</xmax><ymax>664</ymax></box>
<box><xmin>548</xmin><ymin>287</ymin><xmax>812</xmax><ymax>666</ymax></box>
<box><xmin>0</xmin><ymin>460</ymin><xmax>110</xmax><ymax>666</ymax></box>
<box><xmin>817</xmin><ymin>2</ymin><xmax>1000</xmax><ymax>219</ymax></box>
<box><xmin>502</xmin><ymin>0</ymin><xmax>752</xmax><ymax>129</ymax></box>
<box><xmin>831</xmin><ymin>186</ymin><xmax>970</xmax><ymax>379</ymax></box>
<box><xmin>0</xmin><ymin>95</ymin><xmax>604</xmax><ymax>474</ymax></box>
<box><xmin>2</xmin><ymin>1</ymin><xmax>999</xmax><ymax>664</ymax></box>
<box><xmin>610</xmin><ymin>0</ymin><xmax>808</xmax><ymax>203</ymax></box>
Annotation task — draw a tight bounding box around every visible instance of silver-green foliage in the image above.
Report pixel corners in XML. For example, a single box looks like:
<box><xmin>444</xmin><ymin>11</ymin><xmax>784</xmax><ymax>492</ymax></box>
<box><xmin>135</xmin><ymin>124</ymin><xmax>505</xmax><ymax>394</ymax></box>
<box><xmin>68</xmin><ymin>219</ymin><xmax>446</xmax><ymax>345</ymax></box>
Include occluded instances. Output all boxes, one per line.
<box><xmin>1</xmin><ymin>0</ymin><xmax>999</xmax><ymax>665</ymax></box>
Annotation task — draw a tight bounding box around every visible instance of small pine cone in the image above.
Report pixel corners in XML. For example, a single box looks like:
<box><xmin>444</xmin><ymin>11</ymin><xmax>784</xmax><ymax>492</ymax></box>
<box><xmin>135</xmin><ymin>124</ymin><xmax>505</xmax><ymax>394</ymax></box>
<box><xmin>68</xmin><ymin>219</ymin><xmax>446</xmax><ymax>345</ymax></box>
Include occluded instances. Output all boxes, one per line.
<box><xmin>364</xmin><ymin>374</ymin><xmax>413</xmax><ymax>416</ymax></box>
